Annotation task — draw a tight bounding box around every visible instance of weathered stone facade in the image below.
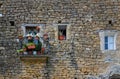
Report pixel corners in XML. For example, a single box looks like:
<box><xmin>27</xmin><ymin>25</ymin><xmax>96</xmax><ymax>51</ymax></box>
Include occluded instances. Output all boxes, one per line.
<box><xmin>0</xmin><ymin>0</ymin><xmax>120</xmax><ymax>79</ymax></box>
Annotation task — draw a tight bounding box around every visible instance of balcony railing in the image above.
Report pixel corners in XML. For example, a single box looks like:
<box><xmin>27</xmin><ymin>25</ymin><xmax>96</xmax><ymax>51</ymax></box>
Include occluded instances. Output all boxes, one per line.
<box><xmin>19</xmin><ymin>50</ymin><xmax>49</xmax><ymax>62</ymax></box>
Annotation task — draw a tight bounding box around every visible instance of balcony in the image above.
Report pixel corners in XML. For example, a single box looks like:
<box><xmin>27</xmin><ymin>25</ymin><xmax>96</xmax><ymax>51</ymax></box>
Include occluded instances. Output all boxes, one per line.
<box><xmin>19</xmin><ymin>50</ymin><xmax>49</xmax><ymax>62</ymax></box>
<box><xmin>17</xmin><ymin>38</ymin><xmax>50</xmax><ymax>62</ymax></box>
<box><xmin>17</xmin><ymin>24</ymin><xmax>50</xmax><ymax>62</ymax></box>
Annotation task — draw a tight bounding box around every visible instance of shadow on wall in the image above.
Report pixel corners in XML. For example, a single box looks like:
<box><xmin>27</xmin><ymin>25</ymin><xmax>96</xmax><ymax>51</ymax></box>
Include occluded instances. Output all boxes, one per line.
<box><xmin>0</xmin><ymin>49</ymin><xmax>22</xmax><ymax>78</ymax></box>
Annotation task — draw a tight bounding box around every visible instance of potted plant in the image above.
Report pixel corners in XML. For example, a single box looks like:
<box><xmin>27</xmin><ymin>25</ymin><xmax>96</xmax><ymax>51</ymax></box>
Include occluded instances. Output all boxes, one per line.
<box><xmin>58</xmin><ymin>31</ymin><xmax>64</xmax><ymax>40</ymax></box>
<box><xmin>26</xmin><ymin>43</ymin><xmax>36</xmax><ymax>50</ymax></box>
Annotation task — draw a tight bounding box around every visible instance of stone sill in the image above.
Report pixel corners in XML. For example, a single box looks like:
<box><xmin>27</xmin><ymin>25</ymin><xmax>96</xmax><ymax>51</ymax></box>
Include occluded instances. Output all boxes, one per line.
<box><xmin>20</xmin><ymin>55</ymin><xmax>49</xmax><ymax>62</ymax></box>
<box><xmin>101</xmin><ymin>50</ymin><xmax>118</xmax><ymax>53</ymax></box>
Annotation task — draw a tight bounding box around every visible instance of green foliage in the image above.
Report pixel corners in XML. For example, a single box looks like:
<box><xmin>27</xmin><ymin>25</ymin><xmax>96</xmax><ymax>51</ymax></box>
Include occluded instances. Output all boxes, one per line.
<box><xmin>17</xmin><ymin>49</ymin><xmax>23</xmax><ymax>53</ymax></box>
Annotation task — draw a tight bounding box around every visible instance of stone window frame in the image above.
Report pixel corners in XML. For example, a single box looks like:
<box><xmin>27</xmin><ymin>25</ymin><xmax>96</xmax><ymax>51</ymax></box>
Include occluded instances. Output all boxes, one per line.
<box><xmin>99</xmin><ymin>30</ymin><xmax>118</xmax><ymax>51</ymax></box>
<box><xmin>21</xmin><ymin>24</ymin><xmax>45</xmax><ymax>37</ymax></box>
<box><xmin>20</xmin><ymin>23</ymin><xmax>46</xmax><ymax>46</ymax></box>
<box><xmin>53</xmin><ymin>23</ymin><xmax>71</xmax><ymax>40</ymax></box>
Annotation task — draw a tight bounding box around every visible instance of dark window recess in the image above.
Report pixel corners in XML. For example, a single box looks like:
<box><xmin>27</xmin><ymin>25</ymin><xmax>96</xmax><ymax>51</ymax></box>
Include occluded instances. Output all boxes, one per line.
<box><xmin>108</xmin><ymin>20</ymin><xmax>113</xmax><ymax>25</ymax></box>
<box><xmin>74</xmin><ymin>78</ymin><xmax>77</xmax><ymax>79</ymax></box>
<box><xmin>58</xmin><ymin>25</ymin><xmax>67</xmax><ymax>40</ymax></box>
<box><xmin>25</xmin><ymin>26</ymin><xmax>40</xmax><ymax>35</ymax></box>
<box><xmin>10</xmin><ymin>21</ymin><xmax>15</xmax><ymax>26</ymax></box>
<box><xmin>26</xmin><ymin>26</ymin><xmax>36</xmax><ymax>35</ymax></box>
<box><xmin>58</xmin><ymin>20</ymin><xmax>62</xmax><ymax>23</ymax></box>
<box><xmin>0</xmin><ymin>3</ymin><xmax>2</xmax><ymax>8</ymax></box>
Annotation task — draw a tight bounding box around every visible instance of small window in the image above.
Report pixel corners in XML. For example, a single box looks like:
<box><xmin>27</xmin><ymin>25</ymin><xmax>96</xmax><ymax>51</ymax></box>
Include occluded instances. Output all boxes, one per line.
<box><xmin>0</xmin><ymin>3</ymin><xmax>2</xmax><ymax>8</ymax></box>
<box><xmin>99</xmin><ymin>30</ymin><xmax>117</xmax><ymax>51</ymax></box>
<box><xmin>58</xmin><ymin>25</ymin><xmax>67</xmax><ymax>40</ymax></box>
<box><xmin>10</xmin><ymin>21</ymin><xmax>15</xmax><ymax>26</ymax></box>
<box><xmin>104</xmin><ymin>36</ymin><xmax>114</xmax><ymax>50</ymax></box>
<box><xmin>54</xmin><ymin>23</ymin><xmax>70</xmax><ymax>40</ymax></box>
<box><xmin>109</xmin><ymin>20</ymin><xmax>112</xmax><ymax>25</ymax></box>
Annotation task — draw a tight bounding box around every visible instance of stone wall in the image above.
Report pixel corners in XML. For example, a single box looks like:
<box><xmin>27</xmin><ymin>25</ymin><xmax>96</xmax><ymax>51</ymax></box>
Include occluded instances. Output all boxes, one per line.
<box><xmin>0</xmin><ymin>0</ymin><xmax>120</xmax><ymax>79</ymax></box>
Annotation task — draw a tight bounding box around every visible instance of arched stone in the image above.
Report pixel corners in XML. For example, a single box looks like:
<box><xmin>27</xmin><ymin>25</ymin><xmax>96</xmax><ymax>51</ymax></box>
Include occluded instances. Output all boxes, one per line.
<box><xmin>99</xmin><ymin>64</ymin><xmax>120</xmax><ymax>79</ymax></box>
<box><xmin>109</xmin><ymin>74</ymin><xmax>120</xmax><ymax>79</ymax></box>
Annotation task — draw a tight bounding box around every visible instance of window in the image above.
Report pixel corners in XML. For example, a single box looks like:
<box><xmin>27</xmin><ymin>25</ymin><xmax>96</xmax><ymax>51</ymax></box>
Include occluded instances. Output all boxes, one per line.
<box><xmin>26</xmin><ymin>26</ymin><xmax>39</xmax><ymax>35</ymax></box>
<box><xmin>21</xmin><ymin>24</ymin><xmax>45</xmax><ymax>36</ymax></box>
<box><xmin>108</xmin><ymin>20</ymin><xmax>112</xmax><ymax>25</ymax></box>
<box><xmin>54</xmin><ymin>23</ymin><xmax>71</xmax><ymax>40</ymax></box>
<box><xmin>18</xmin><ymin>24</ymin><xmax>49</xmax><ymax>61</ymax></box>
<box><xmin>0</xmin><ymin>3</ymin><xmax>2</xmax><ymax>8</ymax></box>
<box><xmin>10</xmin><ymin>21</ymin><xmax>15</xmax><ymax>26</ymax></box>
<box><xmin>17</xmin><ymin>24</ymin><xmax>46</xmax><ymax>55</ymax></box>
<box><xmin>58</xmin><ymin>25</ymin><xmax>67</xmax><ymax>40</ymax></box>
<box><xmin>99</xmin><ymin>30</ymin><xmax>117</xmax><ymax>51</ymax></box>
<box><xmin>104</xmin><ymin>36</ymin><xmax>114</xmax><ymax>50</ymax></box>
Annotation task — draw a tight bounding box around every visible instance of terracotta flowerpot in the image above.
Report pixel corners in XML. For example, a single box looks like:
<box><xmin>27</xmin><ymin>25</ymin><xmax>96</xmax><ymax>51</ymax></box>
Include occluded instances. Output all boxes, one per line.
<box><xmin>59</xmin><ymin>35</ymin><xmax>64</xmax><ymax>40</ymax></box>
<box><xmin>27</xmin><ymin>45</ymin><xmax>35</xmax><ymax>49</ymax></box>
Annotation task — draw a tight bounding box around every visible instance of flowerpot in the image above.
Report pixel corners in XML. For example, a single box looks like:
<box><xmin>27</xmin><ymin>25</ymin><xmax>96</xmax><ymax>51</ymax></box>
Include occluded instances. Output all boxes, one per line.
<box><xmin>27</xmin><ymin>45</ymin><xmax>35</xmax><ymax>49</ymax></box>
<box><xmin>59</xmin><ymin>35</ymin><xmax>64</xmax><ymax>40</ymax></box>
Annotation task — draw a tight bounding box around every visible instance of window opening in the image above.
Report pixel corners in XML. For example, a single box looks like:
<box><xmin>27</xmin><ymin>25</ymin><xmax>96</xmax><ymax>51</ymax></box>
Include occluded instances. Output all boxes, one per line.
<box><xmin>58</xmin><ymin>25</ymin><xmax>67</xmax><ymax>40</ymax></box>
<box><xmin>104</xmin><ymin>36</ymin><xmax>114</xmax><ymax>50</ymax></box>
<box><xmin>10</xmin><ymin>21</ymin><xmax>15</xmax><ymax>26</ymax></box>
